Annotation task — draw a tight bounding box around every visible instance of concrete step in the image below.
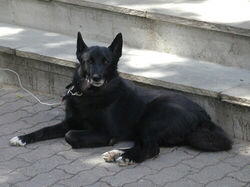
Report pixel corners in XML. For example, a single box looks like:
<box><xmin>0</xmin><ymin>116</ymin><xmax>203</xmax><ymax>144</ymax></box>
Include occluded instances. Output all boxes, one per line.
<box><xmin>1</xmin><ymin>0</ymin><xmax>250</xmax><ymax>70</ymax></box>
<box><xmin>0</xmin><ymin>23</ymin><xmax>250</xmax><ymax>141</ymax></box>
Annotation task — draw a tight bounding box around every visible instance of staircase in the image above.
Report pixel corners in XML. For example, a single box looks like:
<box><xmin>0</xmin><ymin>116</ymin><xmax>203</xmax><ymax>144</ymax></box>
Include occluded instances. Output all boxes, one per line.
<box><xmin>0</xmin><ymin>0</ymin><xmax>250</xmax><ymax>141</ymax></box>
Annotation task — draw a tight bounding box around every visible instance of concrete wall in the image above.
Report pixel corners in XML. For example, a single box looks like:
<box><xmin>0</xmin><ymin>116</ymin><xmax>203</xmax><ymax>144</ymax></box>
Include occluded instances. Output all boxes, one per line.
<box><xmin>0</xmin><ymin>0</ymin><xmax>250</xmax><ymax>70</ymax></box>
<box><xmin>0</xmin><ymin>52</ymin><xmax>74</xmax><ymax>95</ymax></box>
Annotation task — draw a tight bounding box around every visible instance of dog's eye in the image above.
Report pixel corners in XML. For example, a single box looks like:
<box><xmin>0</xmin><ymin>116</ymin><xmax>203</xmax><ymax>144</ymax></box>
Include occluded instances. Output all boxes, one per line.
<box><xmin>104</xmin><ymin>60</ymin><xmax>109</xmax><ymax>64</ymax></box>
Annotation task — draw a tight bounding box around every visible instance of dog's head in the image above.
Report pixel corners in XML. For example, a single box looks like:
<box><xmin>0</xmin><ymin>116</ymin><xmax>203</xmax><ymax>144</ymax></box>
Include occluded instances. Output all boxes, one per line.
<box><xmin>74</xmin><ymin>32</ymin><xmax>123</xmax><ymax>93</ymax></box>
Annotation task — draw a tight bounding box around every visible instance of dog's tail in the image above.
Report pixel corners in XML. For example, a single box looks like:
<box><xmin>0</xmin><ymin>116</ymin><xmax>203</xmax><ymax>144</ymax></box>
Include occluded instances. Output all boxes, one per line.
<box><xmin>187</xmin><ymin>121</ymin><xmax>232</xmax><ymax>151</ymax></box>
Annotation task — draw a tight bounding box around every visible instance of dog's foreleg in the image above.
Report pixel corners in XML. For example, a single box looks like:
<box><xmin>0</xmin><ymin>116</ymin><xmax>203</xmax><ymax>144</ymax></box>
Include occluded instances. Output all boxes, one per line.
<box><xmin>10</xmin><ymin>121</ymin><xmax>68</xmax><ymax>146</ymax></box>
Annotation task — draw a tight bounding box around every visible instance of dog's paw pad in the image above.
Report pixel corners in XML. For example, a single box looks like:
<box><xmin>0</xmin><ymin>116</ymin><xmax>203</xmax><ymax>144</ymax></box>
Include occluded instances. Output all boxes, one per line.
<box><xmin>102</xmin><ymin>149</ymin><xmax>124</xmax><ymax>162</ymax></box>
<box><xmin>116</xmin><ymin>156</ymin><xmax>135</xmax><ymax>166</ymax></box>
<box><xmin>9</xmin><ymin>136</ymin><xmax>26</xmax><ymax>146</ymax></box>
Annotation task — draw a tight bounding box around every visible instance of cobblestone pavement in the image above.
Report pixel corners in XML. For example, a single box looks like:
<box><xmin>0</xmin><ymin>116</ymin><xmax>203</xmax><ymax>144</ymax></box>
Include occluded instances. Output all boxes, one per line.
<box><xmin>0</xmin><ymin>86</ymin><xmax>249</xmax><ymax>187</ymax></box>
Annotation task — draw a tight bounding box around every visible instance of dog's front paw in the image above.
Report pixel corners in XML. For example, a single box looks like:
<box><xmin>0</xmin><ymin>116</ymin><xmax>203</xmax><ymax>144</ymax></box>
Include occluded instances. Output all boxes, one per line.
<box><xmin>102</xmin><ymin>149</ymin><xmax>135</xmax><ymax>166</ymax></box>
<box><xmin>9</xmin><ymin>136</ymin><xmax>26</xmax><ymax>146</ymax></box>
<box><xmin>116</xmin><ymin>155</ymin><xmax>135</xmax><ymax>166</ymax></box>
<box><xmin>102</xmin><ymin>149</ymin><xmax>124</xmax><ymax>163</ymax></box>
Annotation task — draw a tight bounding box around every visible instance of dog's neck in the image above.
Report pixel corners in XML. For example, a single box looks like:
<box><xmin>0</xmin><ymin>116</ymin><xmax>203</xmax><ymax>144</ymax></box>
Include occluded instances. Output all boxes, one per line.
<box><xmin>62</xmin><ymin>84</ymin><xmax>82</xmax><ymax>101</ymax></box>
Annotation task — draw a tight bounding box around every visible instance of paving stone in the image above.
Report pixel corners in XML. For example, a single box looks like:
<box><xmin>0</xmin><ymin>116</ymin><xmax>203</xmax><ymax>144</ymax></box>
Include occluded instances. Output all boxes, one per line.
<box><xmin>22</xmin><ymin>102</ymin><xmax>52</xmax><ymax>114</ymax></box>
<box><xmin>0</xmin><ymin>157</ymin><xmax>30</xmax><ymax>174</ymax></box>
<box><xmin>20</xmin><ymin>108</ymin><xmax>63</xmax><ymax>125</ymax></box>
<box><xmin>141</xmin><ymin>148</ymin><xmax>193</xmax><ymax>170</ymax></box>
<box><xmin>0</xmin><ymin>86</ymin><xmax>16</xmax><ymax>97</ymax></box>
<box><xmin>207</xmin><ymin>176</ymin><xmax>246</xmax><ymax>187</ymax></box>
<box><xmin>59</xmin><ymin>167</ymin><xmax>111</xmax><ymax>186</ymax></box>
<box><xmin>0</xmin><ymin>99</ymin><xmax>32</xmax><ymax>115</ymax></box>
<box><xmin>19</xmin><ymin>92</ymin><xmax>58</xmax><ymax>105</ymax></box>
<box><xmin>0</xmin><ymin>183</ymin><xmax>10</xmax><ymax>187</ymax></box>
<box><xmin>0</xmin><ymin>92</ymin><xmax>23</xmax><ymax>103</ymax></box>
<box><xmin>182</xmin><ymin>151</ymin><xmax>232</xmax><ymax>169</ymax></box>
<box><xmin>16</xmin><ymin>169</ymin><xmax>72</xmax><ymax>187</ymax></box>
<box><xmin>166</xmin><ymin>178</ymin><xmax>202</xmax><ymax>187</ymax></box>
<box><xmin>0</xmin><ymin>120</ymin><xmax>32</xmax><ymax>136</ymax></box>
<box><xmin>0</xmin><ymin>110</ymin><xmax>32</xmax><ymax>125</ymax></box>
<box><xmin>0</xmin><ymin>147</ymin><xmax>31</xmax><ymax>162</ymax></box>
<box><xmin>0</xmin><ymin>167</ymin><xmax>13</xmax><ymax>176</ymax></box>
<box><xmin>16</xmin><ymin>119</ymin><xmax>62</xmax><ymax>135</ymax></box>
<box><xmin>1</xmin><ymin>171</ymin><xmax>31</xmax><ymax>185</ymax></box>
<box><xmin>57</xmin><ymin>154</ymin><xmax>103</xmax><ymax>175</ymax></box>
<box><xmin>99</xmin><ymin>162</ymin><xmax>124</xmax><ymax>173</ymax></box>
<box><xmin>0</xmin><ymin>135</ymin><xmax>15</xmax><ymax>149</ymax></box>
<box><xmin>57</xmin><ymin>149</ymin><xmax>90</xmax><ymax>160</ymax></box>
<box><xmin>50</xmin><ymin>184</ymin><xmax>67</xmax><ymax>187</ymax></box>
<box><xmin>102</xmin><ymin>166</ymin><xmax>154</xmax><ymax>186</ymax></box>
<box><xmin>223</xmin><ymin>154</ymin><xmax>250</xmax><ymax>168</ymax></box>
<box><xmin>85</xmin><ymin>181</ymin><xmax>111</xmax><ymax>187</ymax></box>
<box><xmin>9</xmin><ymin>89</ymin><xmax>32</xmax><ymax>98</ymax></box>
<box><xmin>123</xmin><ymin>179</ymin><xmax>158</xmax><ymax>187</ymax></box>
<box><xmin>17</xmin><ymin>142</ymin><xmax>67</xmax><ymax>162</ymax></box>
<box><xmin>188</xmin><ymin>162</ymin><xmax>238</xmax><ymax>184</ymax></box>
<box><xmin>144</xmin><ymin>163</ymin><xmax>197</xmax><ymax>185</ymax></box>
<box><xmin>16</xmin><ymin>155</ymin><xmax>70</xmax><ymax>177</ymax></box>
<box><xmin>228</xmin><ymin>165</ymin><xmax>250</xmax><ymax>183</ymax></box>
<box><xmin>0</xmin><ymin>99</ymin><xmax>5</xmax><ymax>107</ymax></box>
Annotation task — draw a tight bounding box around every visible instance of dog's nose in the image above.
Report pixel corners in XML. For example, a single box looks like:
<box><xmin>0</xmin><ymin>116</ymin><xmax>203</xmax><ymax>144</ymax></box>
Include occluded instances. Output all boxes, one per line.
<box><xmin>92</xmin><ymin>74</ymin><xmax>102</xmax><ymax>82</ymax></box>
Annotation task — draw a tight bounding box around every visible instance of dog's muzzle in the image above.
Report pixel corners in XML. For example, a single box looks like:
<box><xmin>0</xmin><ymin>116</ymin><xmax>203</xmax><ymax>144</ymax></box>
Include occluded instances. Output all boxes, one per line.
<box><xmin>90</xmin><ymin>79</ymin><xmax>105</xmax><ymax>87</ymax></box>
<box><xmin>90</xmin><ymin>74</ymin><xmax>105</xmax><ymax>87</ymax></box>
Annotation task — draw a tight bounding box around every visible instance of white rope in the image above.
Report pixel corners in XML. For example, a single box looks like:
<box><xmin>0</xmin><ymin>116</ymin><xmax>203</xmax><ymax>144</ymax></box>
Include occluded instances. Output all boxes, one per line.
<box><xmin>0</xmin><ymin>68</ymin><xmax>61</xmax><ymax>106</ymax></box>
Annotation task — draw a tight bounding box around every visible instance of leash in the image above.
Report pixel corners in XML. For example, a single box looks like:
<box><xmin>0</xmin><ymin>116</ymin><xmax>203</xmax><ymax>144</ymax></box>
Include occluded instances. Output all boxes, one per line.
<box><xmin>0</xmin><ymin>68</ymin><xmax>61</xmax><ymax>106</ymax></box>
<box><xmin>0</xmin><ymin>68</ymin><xmax>84</xmax><ymax>105</ymax></box>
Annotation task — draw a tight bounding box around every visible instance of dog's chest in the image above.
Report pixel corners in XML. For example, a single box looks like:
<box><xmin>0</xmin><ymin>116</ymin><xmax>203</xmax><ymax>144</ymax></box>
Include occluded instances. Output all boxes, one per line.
<box><xmin>66</xmin><ymin>93</ymin><xmax>144</xmax><ymax>137</ymax></box>
<box><xmin>65</xmin><ymin>95</ymin><xmax>117</xmax><ymax>129</ymax></box>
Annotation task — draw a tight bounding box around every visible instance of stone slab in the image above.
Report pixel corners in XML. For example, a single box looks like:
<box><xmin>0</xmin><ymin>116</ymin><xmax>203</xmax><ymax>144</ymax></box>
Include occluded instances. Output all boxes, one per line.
<box><xmin>57</xmin><ymin>0</ymin><xmax>250</xmax><ymax>37</ymax></box>
<box><xmin>1</xmin><ymin>23</ymin><xmax>250</xmax><ymax>106</ymax></box>
<box><xmin>1</xmin><ymin>0</ymin><xmax>250</xmax><ymax>70</ymax></box>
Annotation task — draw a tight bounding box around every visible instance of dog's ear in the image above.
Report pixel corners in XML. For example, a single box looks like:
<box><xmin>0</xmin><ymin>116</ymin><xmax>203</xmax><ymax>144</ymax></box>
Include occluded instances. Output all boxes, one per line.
<box><xmin>76</xmin><ymin>32</ymin><xmax>88</xmax><ymax>61</ymax></box>
<box><xmin>108</xmin><ymin>33</ymin><xmax>123</xmax><ymax>60</ymax></box>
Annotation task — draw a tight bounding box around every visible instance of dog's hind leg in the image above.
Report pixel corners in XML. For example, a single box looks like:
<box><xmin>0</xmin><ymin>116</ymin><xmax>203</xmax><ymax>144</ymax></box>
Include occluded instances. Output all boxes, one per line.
<box><xmin>10</xmin><ymin>121</ymin><xmax>68</xmax><ymax>146</ymax></box>
<box><xmin>187</xmin><ymin>121</ymin><xmax>232</xmax><ymax>152</ymax></box>
<box><xmin>65</xmin><ymin>130</ymin><xmax>111</xmax><ymax>148</ymax></box>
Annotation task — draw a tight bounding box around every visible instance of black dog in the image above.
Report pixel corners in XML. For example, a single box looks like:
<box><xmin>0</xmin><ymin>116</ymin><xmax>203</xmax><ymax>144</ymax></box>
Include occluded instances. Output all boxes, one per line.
<box><xmin>10</xmin><ymin>32</ymin><xmax>232</xmax><ymax>165</ymax></box>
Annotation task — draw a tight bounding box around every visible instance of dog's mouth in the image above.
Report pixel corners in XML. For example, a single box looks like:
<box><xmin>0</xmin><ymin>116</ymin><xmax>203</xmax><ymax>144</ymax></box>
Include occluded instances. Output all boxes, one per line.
<box><xmin>80</xmin><ymin>77</ymin><xmax>106</xmax><ymax>92</ymax></box>
<box><xmin>90</xmin><ymin>79</ymin><xmax>105</xmax><ymax>87</ymax></box>
<box><xmin>78</xmin><ymin>76</ymin><xmax>120</xmax><ymax>95</ymax></box>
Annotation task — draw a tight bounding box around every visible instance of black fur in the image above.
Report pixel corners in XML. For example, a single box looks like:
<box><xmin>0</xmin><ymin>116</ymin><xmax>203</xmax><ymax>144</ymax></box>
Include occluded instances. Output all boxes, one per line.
<box><xmin>14</xmin><ymin>32</ymin><xmax>232</xmax><ymax>163</ymax></box>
